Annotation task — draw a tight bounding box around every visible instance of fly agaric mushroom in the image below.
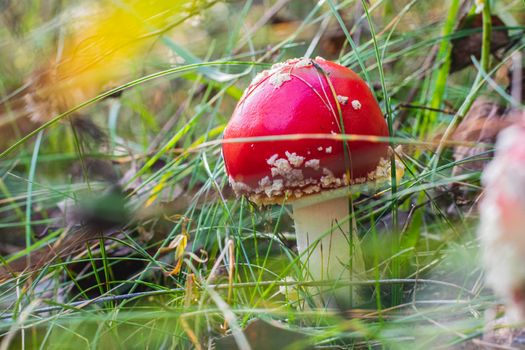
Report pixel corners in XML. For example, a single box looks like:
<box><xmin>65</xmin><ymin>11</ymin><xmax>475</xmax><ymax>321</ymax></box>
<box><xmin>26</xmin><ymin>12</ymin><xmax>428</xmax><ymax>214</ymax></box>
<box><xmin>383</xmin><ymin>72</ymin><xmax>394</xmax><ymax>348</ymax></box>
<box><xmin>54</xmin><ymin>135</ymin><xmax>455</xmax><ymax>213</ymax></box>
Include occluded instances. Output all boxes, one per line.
<box><xmin>222</xmin><ymin>57</ymin><xmax>391</xmax><ymax>307</ymax></box>
<box><xmin>479</xmin><ymin>123</ymin><xmax>525</xmax><ymax>321</ymax></box>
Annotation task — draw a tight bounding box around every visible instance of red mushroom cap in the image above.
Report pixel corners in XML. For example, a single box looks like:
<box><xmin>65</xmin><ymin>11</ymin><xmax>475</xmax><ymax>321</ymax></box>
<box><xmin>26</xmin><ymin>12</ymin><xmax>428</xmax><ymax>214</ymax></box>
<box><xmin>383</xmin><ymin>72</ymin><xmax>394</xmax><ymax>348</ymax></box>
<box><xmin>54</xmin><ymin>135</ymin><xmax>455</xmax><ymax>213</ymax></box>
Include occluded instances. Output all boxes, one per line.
<box><xmin>222</xmin><ymin>57</ymin><xmax>389</xmax><ymax>204</ymax></box>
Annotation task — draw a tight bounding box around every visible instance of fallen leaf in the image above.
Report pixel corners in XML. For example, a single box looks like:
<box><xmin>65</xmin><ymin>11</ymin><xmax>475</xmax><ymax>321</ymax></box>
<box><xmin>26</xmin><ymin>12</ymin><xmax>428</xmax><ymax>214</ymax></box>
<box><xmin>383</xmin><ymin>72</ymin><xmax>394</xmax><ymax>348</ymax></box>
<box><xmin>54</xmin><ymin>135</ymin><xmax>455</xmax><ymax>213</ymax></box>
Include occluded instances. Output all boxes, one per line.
<box><xmin>451</xmin><ymin>97</ymin><xmax>510</xmax><ymax>177</ymax></box>
<box><xmin>451</xmin><ymin>14</ymin><xmax>510</xmax><ymax>72</ymax></box>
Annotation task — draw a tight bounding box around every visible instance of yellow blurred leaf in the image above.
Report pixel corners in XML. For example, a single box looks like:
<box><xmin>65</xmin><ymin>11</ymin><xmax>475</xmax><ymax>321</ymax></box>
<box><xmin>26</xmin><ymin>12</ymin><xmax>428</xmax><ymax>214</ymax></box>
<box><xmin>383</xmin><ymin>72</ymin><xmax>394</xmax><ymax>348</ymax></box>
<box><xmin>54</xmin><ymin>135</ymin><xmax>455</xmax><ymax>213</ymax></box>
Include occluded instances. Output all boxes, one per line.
<box><xmin>145</xmin><ymin>173</ymin><xmax>170</xmax><ymax>207</ymax></box>
<box><xmin>27</xmin><ymin>0</ymin><xmax>210</xmax><ymax>121</ymax></box>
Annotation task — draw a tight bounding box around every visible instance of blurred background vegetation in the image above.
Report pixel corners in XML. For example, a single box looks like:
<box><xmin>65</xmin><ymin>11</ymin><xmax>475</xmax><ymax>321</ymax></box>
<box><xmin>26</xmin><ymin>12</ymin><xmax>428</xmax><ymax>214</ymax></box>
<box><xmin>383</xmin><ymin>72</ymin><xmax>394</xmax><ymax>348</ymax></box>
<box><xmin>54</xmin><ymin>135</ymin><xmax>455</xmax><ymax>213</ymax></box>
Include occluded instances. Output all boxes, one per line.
<box><xmin>0</xmin><ymin>0</ymin><xmax>523</xmax><ymax>348</ymax></box>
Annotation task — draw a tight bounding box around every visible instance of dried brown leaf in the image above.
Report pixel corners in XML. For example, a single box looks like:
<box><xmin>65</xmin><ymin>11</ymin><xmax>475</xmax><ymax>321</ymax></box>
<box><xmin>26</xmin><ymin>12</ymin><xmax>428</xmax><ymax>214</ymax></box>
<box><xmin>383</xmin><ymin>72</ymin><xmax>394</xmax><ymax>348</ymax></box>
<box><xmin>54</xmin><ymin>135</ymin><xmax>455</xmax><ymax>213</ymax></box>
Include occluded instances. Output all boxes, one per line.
<box><xmin>451</xmin><ymin>97</ymin><xmax>510</xmax><ymax>177</ymax></box>
<box><xmin>451</xmin><ymin>14</ymin><xmax>510</xmax><ymax>72</ymax></box>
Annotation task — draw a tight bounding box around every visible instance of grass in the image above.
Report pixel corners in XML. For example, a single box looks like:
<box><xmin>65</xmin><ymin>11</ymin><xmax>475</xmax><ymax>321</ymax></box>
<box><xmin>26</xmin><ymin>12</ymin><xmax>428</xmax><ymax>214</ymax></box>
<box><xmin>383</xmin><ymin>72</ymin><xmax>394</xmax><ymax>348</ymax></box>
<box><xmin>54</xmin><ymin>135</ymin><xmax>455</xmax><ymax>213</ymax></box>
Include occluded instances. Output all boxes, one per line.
<box><xmin>0</xmin><ymin>0</ymin><xmax>524</xmax><ymax>349</ymax></box>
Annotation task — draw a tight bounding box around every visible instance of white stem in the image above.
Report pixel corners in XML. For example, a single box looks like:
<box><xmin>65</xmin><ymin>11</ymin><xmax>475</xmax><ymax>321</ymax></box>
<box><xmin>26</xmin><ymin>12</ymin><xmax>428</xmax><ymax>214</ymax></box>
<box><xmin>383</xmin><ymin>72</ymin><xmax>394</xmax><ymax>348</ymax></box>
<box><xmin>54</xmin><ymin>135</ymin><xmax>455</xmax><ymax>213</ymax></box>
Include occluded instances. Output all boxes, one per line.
<box><xmin>292</xmin><ymin>195</ymin><xmax>363</xmax><ymax>307</ymax></box>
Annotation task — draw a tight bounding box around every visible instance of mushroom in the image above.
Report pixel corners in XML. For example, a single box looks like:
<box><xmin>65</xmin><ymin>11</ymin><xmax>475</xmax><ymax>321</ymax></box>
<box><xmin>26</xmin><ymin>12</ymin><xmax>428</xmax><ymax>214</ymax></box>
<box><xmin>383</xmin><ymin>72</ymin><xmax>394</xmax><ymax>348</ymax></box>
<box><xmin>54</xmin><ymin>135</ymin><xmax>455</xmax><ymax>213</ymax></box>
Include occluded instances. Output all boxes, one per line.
<box><xmin>479</xmin><ymin>124</ymin><xmax>525</xmax><ymax>321</ymax></box>
<box><xmin>222</xmin><ymin>57</ymin><xmax>390</xmax><ymax>307</ymax></box>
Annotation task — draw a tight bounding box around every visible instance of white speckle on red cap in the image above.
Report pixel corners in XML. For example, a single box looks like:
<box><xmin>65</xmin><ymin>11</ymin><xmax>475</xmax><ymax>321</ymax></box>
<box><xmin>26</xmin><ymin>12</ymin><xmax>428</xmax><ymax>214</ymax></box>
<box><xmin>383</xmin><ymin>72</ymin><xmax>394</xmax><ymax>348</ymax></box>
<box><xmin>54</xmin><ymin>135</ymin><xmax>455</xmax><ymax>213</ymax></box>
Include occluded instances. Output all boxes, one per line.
<box><xmin>285</xmin><ymin>151</ymin><xmax>305</xmax><ymax>167</ymax></box>
<box><xmin>266</xmin><ymin>154</ymin><xmax>279</xmax><ymax>166</ymax></box>
<box><xmin>269</xmin><ymin>72</ymin><xmax>291</xmax><ymax>88</ymax></box>
<box><xmin>271</xmin><ymin>158</ymin><xmax>293</xmax><ymax>176</ymax></box>
<box><xmin>259</xmin><ymin>176</ymin><xmax>284</xmax><ymax>196</ymax></box>
<box><xmin>270</xmin><ymin>62</ymin><xmax>286</xmax><ymax>70</ymax></box>
<box><xmin>337</xmin><ymin>95</ymin><xmax>349</xmax><ymax>105</ymax></box>
<box><xmin>229</xmin><ymin>176</ymin><xmax>252</xmax><ymax>193</ymax></box>
<box><xmin>294</xmin><ymin>58</ymin><xmax>312</xmax><ymax>68</ymax></box>
<box><xmin>351</xmin><ymin>100</ymin><xmax>362</xmax><ymax>110</ymax></box>
<box><xmin>250</xmin><ymin>70</ymin><xmax>269</xmax><ymax>86</ymax></box>
<box><xmin>320</xmin><ymin>168</ymin><xmax>339</xmax><ymax>187</ymax></box>
<box><xmin>305</xmin><ymin>159</ymin><xmax>320</xmax><ymax>170</ymax></box>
